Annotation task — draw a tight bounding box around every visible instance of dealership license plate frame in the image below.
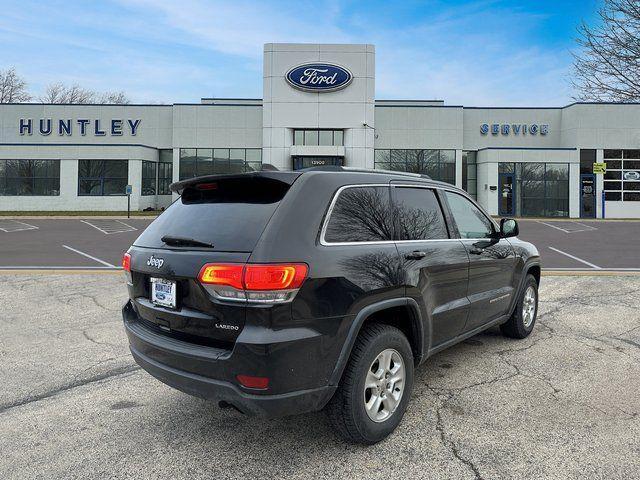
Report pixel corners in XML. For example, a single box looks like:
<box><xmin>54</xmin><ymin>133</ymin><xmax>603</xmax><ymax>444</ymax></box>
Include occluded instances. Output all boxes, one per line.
<box><xmin>150</xmin><ymin>277</ymin><xmax>177</xmax><ymax>309</ymax></box>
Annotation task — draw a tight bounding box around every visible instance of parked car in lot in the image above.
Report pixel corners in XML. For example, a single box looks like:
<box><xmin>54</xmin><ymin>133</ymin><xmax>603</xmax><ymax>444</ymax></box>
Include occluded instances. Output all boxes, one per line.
<box><xmin>121</xmin><ymin>167</ymin><xmax>540</xmax><ymax>444</ymax></box>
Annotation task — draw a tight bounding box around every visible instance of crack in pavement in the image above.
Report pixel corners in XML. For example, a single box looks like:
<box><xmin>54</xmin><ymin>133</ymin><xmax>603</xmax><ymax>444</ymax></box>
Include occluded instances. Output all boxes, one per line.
<box><xmin>0</xmin><ymin>364</ymin><xmax>140</xmax><ymax>415</ymax></box>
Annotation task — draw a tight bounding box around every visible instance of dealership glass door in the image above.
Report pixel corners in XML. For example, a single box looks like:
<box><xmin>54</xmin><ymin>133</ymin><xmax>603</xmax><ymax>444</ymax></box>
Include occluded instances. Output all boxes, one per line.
<box><xmin>498</xmin><ymin>173</ymin><xmax>515</xmax><ymax>216</ymax></box>
<box><xmin>580</xmin><ymin>174</ymin><xmax>596</xmax><ymax>218</ymax></box>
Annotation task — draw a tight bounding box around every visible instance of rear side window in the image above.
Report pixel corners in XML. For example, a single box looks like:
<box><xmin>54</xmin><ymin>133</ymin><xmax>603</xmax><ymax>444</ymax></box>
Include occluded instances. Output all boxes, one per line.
<box><xmin>135</xmin><ymin>177</ymin><xmax>290</xmax><ymax>252</ymax></box>
<box><xmin>324</xmin><ymin>186</ymin><xmax>394</xmax><ymax>243</ymax></box>
<box><xmin>393</xmin><ymin>187</ymin><xmax>448</xmax><ymax>240</ymax></box>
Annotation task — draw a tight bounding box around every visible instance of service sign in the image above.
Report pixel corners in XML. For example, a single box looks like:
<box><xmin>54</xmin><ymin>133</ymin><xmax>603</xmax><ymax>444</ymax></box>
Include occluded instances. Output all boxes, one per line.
<box><xmin>285</xmin><ymin>63</ymin><xmax>353</xmax><ymax>92</ymax></box>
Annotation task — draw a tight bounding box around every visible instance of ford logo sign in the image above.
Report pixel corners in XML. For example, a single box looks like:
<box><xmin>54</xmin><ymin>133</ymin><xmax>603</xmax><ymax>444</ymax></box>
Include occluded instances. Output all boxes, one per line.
<box><xmin>285</xmin><ymin>63</ymin><xmax>353</xmax><ymax>92</ymax></box>
<box><xmin>623</xmin><ymin>171</ymin><xmax>640</xmax><ymax>180</ymax></box>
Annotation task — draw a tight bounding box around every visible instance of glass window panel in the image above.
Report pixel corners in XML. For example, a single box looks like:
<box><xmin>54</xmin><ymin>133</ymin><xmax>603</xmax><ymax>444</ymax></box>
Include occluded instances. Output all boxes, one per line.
<box><xmin>624</xmin><ymin>160</ymin><xmax>640</xmax><ymax>170</ymax></box>
<box><xmin>159</xmin><ymin>149</ymin><xmax>173</xmax><ymax>163</ymax></box>
<box><xmin>245</xmin><ymin>149</ymin><xmax>262</xmax><ymax>162</ymax></box>
<box><xmin>213</xmin><ymin>157</ymin><xmax>230</xmax><ymax>174</ymax></box>
<box><xmin>545</xmin><ymin>163</ymin><xmax>568</xmax><ymax>180</ymax></box>
<box><xmin>390</xmin><ymin>150</ymin><xmax>406</xmax><ymax>164</ymax></box>
<box><xmin>624</xmin><ymin>150</ymin><xmax>640</xmax><ymax>159</ymax></box>
<box><xmin>521</xmin><ymin>180</ymin><xmax>544</xmax><ymax>197</ymax></box>
<box><xmin>294</xmin><ymin>130</ymin><xmax>304</xmax><ymax>145</ymax></box>
<box><xmin>334</xmin><ymin>130</ymin><xmax>344</xmax><ymax>146</ymax></box>
<box><xmin>440</xmin><ymin>150</ymin><xmax>455</xmax><ymax>163</ymax></box>
<box><xmin>324</xmin><ymin>186</ymin><xmax>393</xmax><ymax>242</ymax></box>
<box><xmin>246</xmin><ymin>162</ymin><xmax>262</xmax><ymax>172</ymax></box>
<box><xmin>604</xmin><ymin>181</ymin><xmax>622</xmax><ymax>191</ymax></box>
<box><xmin>604</xmin><ymin>170</ymin><xmax>622</xmax><ymax>180</ymax></box>
<box><xmin>319</xmin><ymin>130</ymin><xmax>333</xmax><ymax>146</ymax></box>
<box><xmin>393</xmin><ymin>187</ymin><xmax>448</xmax><ymax>240</ymax></box>
<box><xmin>180</xmin><ymin>158</ymin><xmax>196</xmax><ymax>179</ymax></box>
<box><xmin>521</xmin><ymin>197</ymin><xmax>545</xmax><ymax>217</ymax></box>
<box><xmin>445</xmin><ymin>191</ymin><xmax>493</xmax><ymax>239</ymax></box>
<box><xmin>624</xmin><ymin>192</ymin><xmax>640</xmax><ymax>201</ymax></box>
<box><xmin>499</xmin><ymin>163</ymin><xmax>515</xmax><ymax>173</ymax></box>
<box><xmin>103</xmin><ymin>178</ymin><xmax>127</xmax><ymax>195</ymax></box>
<box><xmin>103</xmin><ymin>160</ymin><xmax>127</xmax><ymax>178</ymax></box>
<box><xmin>521</xmin><ymin>163</ymin><xmax>545</xmax><ymax>180</ymax></box>
<box><xmin>79</xmin><ymin>179</ymin><xmax>102</xmax><ymax>196</ymax></box>
<box><xmin>141</xmin><ymin>161</ymin><xmax>157</xmax><ymax>196</ymax></box>
<box><xmin>304</xmin><ymin>130</ymin><xmax>319</xmax><ymax>146</ymax></box>
<box><xmin>229</xmin><ymin>149</ymin><xmax>245</xmax><ymax>161</ymax></box>
<box><xmin>624</xmin><ymin>182</ymin><xmax>640</xmax><ymax>191</ymax></box>
<box><xmin>604</xmin><ymin>150</ymin><xmax>622</xmax><ymax>159</ymax></box>
<box><xmin>605</xmin><ymin>191</ymin><xmax>621</xmax><ymax>201</ymax></box>
<box><xmin>607</xmin><ymin>160</ymin><xmax>622</xmax><ymax>169</ymax></box>
<box><xmin>545</xmin><ymin>198</ymin><xmax>569</xmax><ymax>217</ymax></box>
<box><xmin>374</xmin><ymin>150</ymin><xmax>390</xmax><ymax>169</ymax></box>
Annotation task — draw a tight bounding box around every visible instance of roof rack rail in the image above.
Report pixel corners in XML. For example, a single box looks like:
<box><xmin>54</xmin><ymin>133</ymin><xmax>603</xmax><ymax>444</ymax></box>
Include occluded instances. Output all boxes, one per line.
<box><xmin>300</xmin><ymin>165</ymin><xmax>431</xmax><ymax>179</ymax></box>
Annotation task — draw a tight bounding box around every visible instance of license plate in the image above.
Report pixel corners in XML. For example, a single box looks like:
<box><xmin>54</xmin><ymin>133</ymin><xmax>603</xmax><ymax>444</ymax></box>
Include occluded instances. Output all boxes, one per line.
<box><xmin>150</xmin><ymin>277</ymin><xmax>176</xmax><ymax>309</ymax></box>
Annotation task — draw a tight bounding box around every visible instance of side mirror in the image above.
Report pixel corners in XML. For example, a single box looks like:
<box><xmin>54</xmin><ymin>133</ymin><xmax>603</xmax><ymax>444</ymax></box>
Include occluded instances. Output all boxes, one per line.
<box><xmin>500</xmin><ymin>218</ymin><xmax>519</xmax><ymax>238</ymax></box>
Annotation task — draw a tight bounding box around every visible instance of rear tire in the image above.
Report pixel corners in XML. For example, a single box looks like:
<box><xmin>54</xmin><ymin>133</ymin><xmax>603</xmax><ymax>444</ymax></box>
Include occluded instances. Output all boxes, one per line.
<box><xmin>326</xmin><ymin>323</ymin><xmax>414</xmax><ymax>444</ymax></box>
<box><xmin>500</xmin><ymin>274</ymin><xmax>538</xmax><ymax>339</ymax></box>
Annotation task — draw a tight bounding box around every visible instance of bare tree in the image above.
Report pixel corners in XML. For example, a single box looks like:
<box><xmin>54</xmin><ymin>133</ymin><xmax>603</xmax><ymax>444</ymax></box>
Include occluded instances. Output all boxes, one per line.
<box><xmin>0</xmin><ymin>67</ymin><xmax>32</xmax><ymax>103</ymax></box>
<box><xmin>40</xmin><ymin>82</ymin><xmax>131</xmax><ymax>104</ymax></box>
<box><xmin>572</xmin><ymin>0</ymin><xmax>640</xmax><ymax>101</ymax></box>
<box><xmin>97</xmin><ymin>90</ymin><xmax>131</xmax><ymax>104</ymax></box>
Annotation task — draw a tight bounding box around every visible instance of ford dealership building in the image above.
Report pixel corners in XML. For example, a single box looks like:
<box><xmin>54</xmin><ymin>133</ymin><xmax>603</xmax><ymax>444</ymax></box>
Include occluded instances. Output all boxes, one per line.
<box><xmin>1</xmin><ymin>43</ymin><xmax>640</xmax><ymax>218</ymax></box>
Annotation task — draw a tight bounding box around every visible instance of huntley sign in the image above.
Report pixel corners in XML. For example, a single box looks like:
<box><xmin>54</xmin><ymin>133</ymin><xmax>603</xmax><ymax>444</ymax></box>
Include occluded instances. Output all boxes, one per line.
<box><xmin>18</xmin><ymin>118</ymin><xmax>142</xmax><ymax>136</ymax></box>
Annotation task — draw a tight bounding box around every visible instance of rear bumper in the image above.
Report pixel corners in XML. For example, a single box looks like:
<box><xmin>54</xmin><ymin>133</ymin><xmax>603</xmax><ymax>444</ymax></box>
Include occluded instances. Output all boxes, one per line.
<box><xmin>123</xmin><ymin>301</ymin><xmax>339</xmax><ymax>417</ymax></box>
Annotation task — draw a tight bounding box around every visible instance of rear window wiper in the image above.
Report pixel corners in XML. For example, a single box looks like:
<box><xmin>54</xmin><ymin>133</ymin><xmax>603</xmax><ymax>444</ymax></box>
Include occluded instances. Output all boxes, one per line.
<box><xmin>161</xmin><ymin>235</ymin><xmax>215</xmax><ymax>249</ymax></box>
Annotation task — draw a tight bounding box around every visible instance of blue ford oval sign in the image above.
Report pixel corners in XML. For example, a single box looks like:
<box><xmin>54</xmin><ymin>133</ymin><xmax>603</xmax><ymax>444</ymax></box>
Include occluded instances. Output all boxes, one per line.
<box><xmin>285</xmin><ymin>63</ymin><xmax>353</xmax><ymax>92</ymax></box>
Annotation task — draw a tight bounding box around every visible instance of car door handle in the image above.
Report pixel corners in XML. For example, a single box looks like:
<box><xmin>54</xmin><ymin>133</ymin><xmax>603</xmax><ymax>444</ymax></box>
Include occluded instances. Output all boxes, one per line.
<box><xmin>405</xmin><ymin>250</ymin><xmax>427</xmax><ymax>260</ymax></box>
<box><xmin>469</xmin><ymin>247</ymin><xmax>485</xmax><ymax>255</ymax></box>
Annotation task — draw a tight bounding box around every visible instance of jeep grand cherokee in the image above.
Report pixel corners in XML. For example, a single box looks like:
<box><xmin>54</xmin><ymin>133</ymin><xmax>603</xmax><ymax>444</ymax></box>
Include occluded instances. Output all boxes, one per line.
<box><xmin>122</xmin><ymin>167</ymin><xmax>540</xmax><ymax>444</ymax></box>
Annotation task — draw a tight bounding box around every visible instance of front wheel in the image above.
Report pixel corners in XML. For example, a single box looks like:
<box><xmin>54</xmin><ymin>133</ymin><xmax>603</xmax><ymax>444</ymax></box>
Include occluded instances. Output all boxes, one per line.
<box><xmin>325</xmin><ymin>323</ymin><xmax>414</xmax><ymax>444</ymax></box>
<box><xmin>500</xmin><ymin>274</ymin><xmax>539</xmax><ymax>339</ymax></box>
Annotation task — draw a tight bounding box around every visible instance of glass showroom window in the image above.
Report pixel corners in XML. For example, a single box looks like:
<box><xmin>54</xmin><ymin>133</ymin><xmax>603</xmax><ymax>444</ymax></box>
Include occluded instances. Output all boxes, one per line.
<box><xmin>158</xmin><ymin>150</ymin><xmax>173</xmax><ymax>195</ymax></box>
<box><xmin>179</xmin><ymin>148</ymin><xmax>262</xmax><ymax>180</ymax></box>
<box><xmin>78</xmin><ymin>160</ymin><xmax>128</xmax><ymax>196</ymax></box>
<box><xmin>499</xmin><ymin>162</ymin><xmax>569</xmax><ymax>217</ymax></box>
<box><xmin>603</xmin><ymin>150</ymin><xmax>640</xmax><ymax>201</ymax></box>
<box><xmin>374</xmin><ymin>149</ymin><xmax>456</xmax><ymax>185</ymax></box>
<box><xmin>141</xmin><ymin>161</ymin><xmax>157</xmax><ymax>196</ymax></box>
<box><xmin>0</xmin><ymin>159</ymin><xmax>60</xmax><ymax>196</ymax></box>
<box><xmin>293</xmin><ymin>129</ymin><xmax>344</xmax><ymax>146</ymax></box>
<box><xmin>462</xmin><ymin>151</ymin><xmax>477</xmax><ymax>199</ymax></box>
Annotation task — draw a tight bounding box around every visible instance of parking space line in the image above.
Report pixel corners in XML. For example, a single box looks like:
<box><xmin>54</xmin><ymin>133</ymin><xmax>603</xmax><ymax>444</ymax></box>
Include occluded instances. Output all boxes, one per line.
<box><xmin>548</xmin><ymin>246</ymin><xmax>602</xmax><ymax>269</ymax></box>
<box><xmin>537</xmin><ymin>221</ymin><xmax>597</xmax><ymax>233</ymax></box>
<box><xmin>62</xmin><ymin>245</ymin><xmax>116</xmax><ymax>268</ymax></box>
<box><xmin>0</xmin><ymin>220</ymin><xmax>39</xmax><ymax>233</ymax></box>
<box><xmin>81</xmin><ymin>219</ymin><xmax>137</xmax><ymax>235</ymax></box>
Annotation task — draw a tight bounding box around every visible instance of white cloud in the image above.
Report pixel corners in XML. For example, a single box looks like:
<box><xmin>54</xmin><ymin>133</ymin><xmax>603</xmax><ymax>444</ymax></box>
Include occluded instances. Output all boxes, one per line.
<box><xmin>0</xmin><ymin>0</ymin><xmax>578</xmax><ymax>104</ymax></box>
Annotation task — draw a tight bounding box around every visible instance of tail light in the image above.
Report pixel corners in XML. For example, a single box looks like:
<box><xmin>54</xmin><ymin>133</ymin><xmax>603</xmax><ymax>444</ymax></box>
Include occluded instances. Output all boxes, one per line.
<box><xmin>198</xmin><ymin>263</ymin><xmax>308</xmax><ymax>303</ymax></box>
<box><xmin>122</xmin><ymin>252</ymin><xmax>132</xmax><ymax>272</ymax></box>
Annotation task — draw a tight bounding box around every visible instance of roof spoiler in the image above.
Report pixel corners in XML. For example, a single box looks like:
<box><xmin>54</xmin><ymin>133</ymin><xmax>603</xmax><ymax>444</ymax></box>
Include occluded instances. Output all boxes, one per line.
<box><xmin>169</xmin><ymin>166</ymin><xmax>301</xmax><ymax>194</ymax></box>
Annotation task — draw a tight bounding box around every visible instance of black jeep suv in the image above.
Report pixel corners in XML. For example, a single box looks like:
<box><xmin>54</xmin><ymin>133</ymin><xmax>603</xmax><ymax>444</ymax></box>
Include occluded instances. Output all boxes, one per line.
<box><xmin>122</xmin><ymin>167</ymin><xmax>540</xmax><ymax>444</ymax></box>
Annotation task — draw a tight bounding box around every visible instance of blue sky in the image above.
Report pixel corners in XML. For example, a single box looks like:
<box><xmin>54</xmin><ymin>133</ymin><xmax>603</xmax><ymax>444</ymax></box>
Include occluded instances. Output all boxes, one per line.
<box><xmin>0</xmin><ymin>0</ymin><xmax>600</xmax><ymax>105</ymax></box>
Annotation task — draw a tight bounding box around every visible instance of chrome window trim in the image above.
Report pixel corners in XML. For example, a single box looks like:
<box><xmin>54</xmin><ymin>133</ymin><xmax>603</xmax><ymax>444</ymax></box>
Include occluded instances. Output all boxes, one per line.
<box><xmin>320</xmin><ymin>182</ymin><xmax>475</xmax><ymax>246</ymax></box>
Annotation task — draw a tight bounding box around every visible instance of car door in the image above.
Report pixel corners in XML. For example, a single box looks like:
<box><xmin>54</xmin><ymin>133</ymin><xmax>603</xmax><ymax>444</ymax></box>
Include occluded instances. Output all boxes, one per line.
<box><xmin>391</xmin><ymin>184</ymin><xmax>470</xmax><ymax>348</ymax></box>
<box><xmin>442</xmin><ymin>190</ymin><xmax>517</xmax><ymax>332</ymax></box>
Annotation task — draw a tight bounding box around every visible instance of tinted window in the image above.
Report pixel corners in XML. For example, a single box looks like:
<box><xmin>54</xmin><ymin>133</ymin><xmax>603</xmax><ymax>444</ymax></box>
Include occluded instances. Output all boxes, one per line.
<box><xmin>393</xmin><ymin>187</ymin><xmax>448</xmax><ymax>240</ymax></box>
<box><xmin>78</xmin><ymin>160</ymin><xmax>128</xmax><ymax>196</ymax></box>
<box><xmin>445</xmin><ymin>191</ymin><xmax>494</xmax><ymax>239</ymax></box>
<box><xmin>135</xmin><ymin>177</ymin><xmax>290</xmax><ymax>252</ymax></box>
<box><xmin>324</xmin><ymin>186</ymin><xmax>394</xmax><ymax>243</ymax></box>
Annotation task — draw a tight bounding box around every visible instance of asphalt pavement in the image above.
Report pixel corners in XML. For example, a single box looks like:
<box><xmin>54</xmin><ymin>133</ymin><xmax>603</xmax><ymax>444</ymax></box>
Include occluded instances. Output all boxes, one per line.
<box><xmin>1</xmin><ymin>273</ymin><xmax>639</xmax><ymax>479</ymax></box>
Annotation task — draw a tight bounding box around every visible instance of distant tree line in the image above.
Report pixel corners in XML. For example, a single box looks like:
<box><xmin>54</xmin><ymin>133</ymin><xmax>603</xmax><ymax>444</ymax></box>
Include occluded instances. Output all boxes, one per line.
<box><xmin>0</xmin><ymin>66</ymin><xmax>131</xmax><ymax>104</ymax></box>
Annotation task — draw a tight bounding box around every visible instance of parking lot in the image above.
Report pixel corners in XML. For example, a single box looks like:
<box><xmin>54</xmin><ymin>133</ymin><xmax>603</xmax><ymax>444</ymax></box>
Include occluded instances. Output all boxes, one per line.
<box><xmin>1</xmin><ymin>274</ymin><xmax>639</xmax><ymax>479</ymax></box>
<box><xmin>0</xmin><ymin>217</ymin><xmax>639</xmax><ymax>272</ymax></box>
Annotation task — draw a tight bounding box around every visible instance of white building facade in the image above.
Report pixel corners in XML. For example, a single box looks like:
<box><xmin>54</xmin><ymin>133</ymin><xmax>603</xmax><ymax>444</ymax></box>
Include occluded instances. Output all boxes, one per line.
<box><xmin>1</xmin><ymin>43</ymin><xmax>640</xmax><ymax>218</ymax></box>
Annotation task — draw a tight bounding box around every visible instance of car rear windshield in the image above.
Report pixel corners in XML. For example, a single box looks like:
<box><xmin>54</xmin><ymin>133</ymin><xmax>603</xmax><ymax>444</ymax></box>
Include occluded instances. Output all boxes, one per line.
<box><xmin>134</xmin><ymin>176</ymin><xmax>291</xmax><ymax>252</ymax></box>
